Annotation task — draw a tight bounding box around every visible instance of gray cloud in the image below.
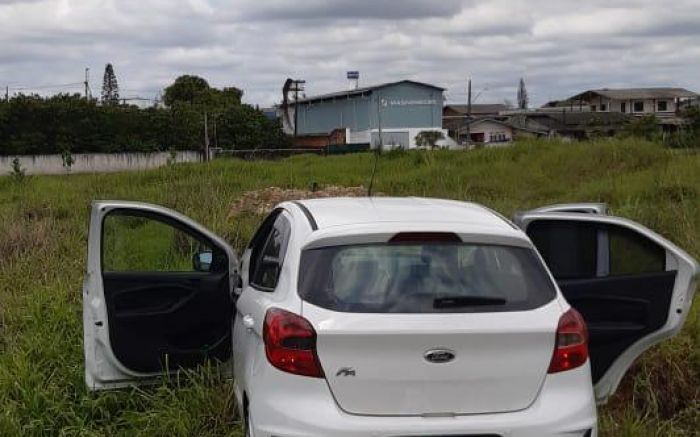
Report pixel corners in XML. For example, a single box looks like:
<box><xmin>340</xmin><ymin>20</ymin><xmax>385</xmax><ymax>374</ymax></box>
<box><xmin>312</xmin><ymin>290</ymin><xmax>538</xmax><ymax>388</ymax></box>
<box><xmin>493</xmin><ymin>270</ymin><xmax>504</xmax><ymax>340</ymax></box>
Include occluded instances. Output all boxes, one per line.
<box><xmin>0</xmin><ymin>0</ymin><xmax>698</xmax><ymax>107</ymax></box>
<box><xmin>241</xmin><ymin>0</ymin><xmax>468</xmax><ymax>21</ymax></box>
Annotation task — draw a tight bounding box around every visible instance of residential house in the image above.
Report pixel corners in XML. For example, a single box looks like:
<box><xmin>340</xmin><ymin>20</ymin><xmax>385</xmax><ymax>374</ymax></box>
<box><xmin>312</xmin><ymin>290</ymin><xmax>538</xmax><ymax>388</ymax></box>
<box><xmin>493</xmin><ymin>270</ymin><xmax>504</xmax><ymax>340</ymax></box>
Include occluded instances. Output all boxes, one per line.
<box><xmin>456</xmin><ymin>118</ymin><xmax>548</xmax><ymax>146</ymax></box>
<box><xmin>543</xmin><ymin>88</ymin><xmax>698</xmax><ymax>117</ymax></box>
<box><xmin>443</xmin><ymin>103</ymin><xmax>508</xmax><ymax>140</ymax></box>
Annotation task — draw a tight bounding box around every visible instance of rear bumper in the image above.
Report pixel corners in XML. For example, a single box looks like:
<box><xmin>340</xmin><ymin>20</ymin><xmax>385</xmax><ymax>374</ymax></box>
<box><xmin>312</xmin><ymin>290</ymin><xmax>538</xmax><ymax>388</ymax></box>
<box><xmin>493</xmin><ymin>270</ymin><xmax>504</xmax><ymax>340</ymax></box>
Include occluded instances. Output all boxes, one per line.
<box><xmin>247</xmin><ymin>361</ymin><xmax>597</xmax><ymax>437</ymax></box>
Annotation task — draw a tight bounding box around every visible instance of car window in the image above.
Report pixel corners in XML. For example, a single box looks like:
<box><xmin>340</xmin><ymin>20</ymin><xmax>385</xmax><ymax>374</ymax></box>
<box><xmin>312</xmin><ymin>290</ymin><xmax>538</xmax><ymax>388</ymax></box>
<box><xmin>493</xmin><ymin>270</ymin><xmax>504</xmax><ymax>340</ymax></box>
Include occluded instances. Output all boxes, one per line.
<box><xmin>102</xmin><ymin>210</ymin><xmax>222</xmax><ymax>273</ymax></box>
<box><xmin>609</xmin><ymin>225</ymin><xmax>665</xmax><ymax>275</ymax></box>
<box><xmin>528</xmin><ymin>221</ymin><xmax>598</xmax><ymax>279</ymax></box>
<box><xmin>527</xmin><ymin>220</ymin><xmax>666</xmax><ymax>280</ymax></box>
<box><xmin>299</xmin><ymin>243</ymin><xmax>556</xmax><ymax>313</ymax></box>
<box><xmin>250</xmin><ymin>214</ymin><xmax>291</xmax><ymax>291</ymax></box>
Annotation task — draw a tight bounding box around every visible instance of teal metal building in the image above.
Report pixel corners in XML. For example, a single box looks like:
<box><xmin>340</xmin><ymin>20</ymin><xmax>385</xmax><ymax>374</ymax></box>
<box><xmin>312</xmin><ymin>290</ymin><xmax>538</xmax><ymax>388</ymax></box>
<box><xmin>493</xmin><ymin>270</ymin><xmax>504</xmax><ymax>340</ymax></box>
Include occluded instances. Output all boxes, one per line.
<box><xmin>290</xmin><ymin>80</ymin><xmax>448</xmax><ymax>149</ymax></box>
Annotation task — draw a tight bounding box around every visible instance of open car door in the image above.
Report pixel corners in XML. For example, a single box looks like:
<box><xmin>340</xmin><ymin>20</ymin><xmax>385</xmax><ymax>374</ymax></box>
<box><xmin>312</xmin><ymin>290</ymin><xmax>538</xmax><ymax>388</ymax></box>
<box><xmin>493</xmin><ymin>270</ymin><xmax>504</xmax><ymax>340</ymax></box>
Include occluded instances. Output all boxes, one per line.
<box><xmin>83</xmin><ymin>201</ymin><xmax>238</xmax><ymax>390</ymax></box>
<box><xmin>514</xmin><ymin>206</ymin><xmax>698</xmax><ymax>403</ymax></box>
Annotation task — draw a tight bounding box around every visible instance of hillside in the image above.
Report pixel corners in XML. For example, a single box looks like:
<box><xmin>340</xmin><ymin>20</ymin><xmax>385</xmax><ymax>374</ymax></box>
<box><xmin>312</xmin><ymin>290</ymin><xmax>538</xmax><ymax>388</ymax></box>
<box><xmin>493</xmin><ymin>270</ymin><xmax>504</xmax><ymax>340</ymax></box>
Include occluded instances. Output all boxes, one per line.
<box><xmin>0</xmin><ymin>139</ymin><xmax>697</xmax><ymax>436</ymax></box>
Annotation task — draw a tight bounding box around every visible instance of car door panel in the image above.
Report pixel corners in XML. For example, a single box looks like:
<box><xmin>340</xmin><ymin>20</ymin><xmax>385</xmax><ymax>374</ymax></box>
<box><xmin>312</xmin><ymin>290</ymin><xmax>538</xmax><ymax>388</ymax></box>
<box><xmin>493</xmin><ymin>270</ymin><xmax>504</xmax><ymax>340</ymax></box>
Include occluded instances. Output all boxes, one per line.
<box><xmin>558</xmin><ymin>271</ymin><xmax>676</xmax><ymax>383</ymax></box>
<box><xmin>103</xmin><ymin>271</ymin><xmax>232</xmax><ymax>373</ymax></box>
<box><xmin>83</xmin><ymin>201</ymin><xmax>238</xmax><ymax>390</ymax></box>
<box><xmin>514</xmin><ymin>210</ymin><xmax>697</xmax><ymax>402</ymax></box>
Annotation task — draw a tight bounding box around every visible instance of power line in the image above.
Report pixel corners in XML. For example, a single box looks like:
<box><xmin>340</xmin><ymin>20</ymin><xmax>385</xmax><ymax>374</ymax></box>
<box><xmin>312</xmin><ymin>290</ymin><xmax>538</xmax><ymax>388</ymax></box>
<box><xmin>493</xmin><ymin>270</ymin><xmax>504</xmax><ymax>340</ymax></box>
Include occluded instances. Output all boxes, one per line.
<box><xmin>9</xmin><ymin>82</ymin><xmax>83</xmax><ymax>91</ymax></box>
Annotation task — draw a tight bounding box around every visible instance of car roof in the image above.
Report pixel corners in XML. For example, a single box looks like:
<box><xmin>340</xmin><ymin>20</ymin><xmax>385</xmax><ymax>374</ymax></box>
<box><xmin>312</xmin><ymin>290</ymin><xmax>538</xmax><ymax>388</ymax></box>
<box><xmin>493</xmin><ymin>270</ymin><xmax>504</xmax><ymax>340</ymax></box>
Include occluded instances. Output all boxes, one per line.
<box><xmin>293</xmin><ymin>197</ymin><xmax>517</xmax><ymax>232</ymax></box>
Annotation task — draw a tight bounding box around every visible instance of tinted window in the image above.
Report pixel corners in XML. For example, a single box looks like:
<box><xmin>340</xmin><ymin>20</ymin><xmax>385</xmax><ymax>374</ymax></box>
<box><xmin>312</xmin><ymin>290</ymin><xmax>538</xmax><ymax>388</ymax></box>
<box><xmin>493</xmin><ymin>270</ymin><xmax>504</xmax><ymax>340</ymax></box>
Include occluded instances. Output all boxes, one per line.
<box><xmin>250</xmin><ymin>215</ymin><xmax>291</xmax><ymax>290</ymax></box>
<box><xmin>102</xmin><ymin>210</ymin><xmax>222</xmax><ymax>273</ymax></box>
<box><xmin>609</xmin><ymin>226</ymin><xmax>665</xmax><ymax>275</ymax></box>
<box><xmin>528</xmin><ymin>221</ymin><xmax>597</xmax><ymax>279</ymax></box>
<box><xmin>298</xmin><ymin>243</ymin><xmax>556</xmax><ymax>313</ymax></box>
<box><xmin>527</xmin><ymin>220</ymin><xmax>666</xmax><ymax>280</ymax></box>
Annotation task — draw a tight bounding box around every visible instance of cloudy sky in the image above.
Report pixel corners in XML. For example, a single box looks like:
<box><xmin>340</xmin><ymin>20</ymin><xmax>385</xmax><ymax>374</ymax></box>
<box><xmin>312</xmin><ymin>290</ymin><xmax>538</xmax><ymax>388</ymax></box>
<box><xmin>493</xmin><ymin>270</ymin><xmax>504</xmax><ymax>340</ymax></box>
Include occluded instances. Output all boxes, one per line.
<box><xmin>1</xmin><ymin>0</ymin><xmax>699</xmax><ymax>107</ymax></box>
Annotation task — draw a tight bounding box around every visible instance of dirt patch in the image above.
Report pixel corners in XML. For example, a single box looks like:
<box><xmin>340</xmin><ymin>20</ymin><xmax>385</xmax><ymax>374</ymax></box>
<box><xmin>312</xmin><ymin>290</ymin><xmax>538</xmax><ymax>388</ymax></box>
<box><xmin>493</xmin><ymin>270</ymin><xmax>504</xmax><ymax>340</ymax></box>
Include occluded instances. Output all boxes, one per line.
<box><xmin>228</xmin><ymin>186</ymin><xmax>381</xmax><ymax>218</ymax></box>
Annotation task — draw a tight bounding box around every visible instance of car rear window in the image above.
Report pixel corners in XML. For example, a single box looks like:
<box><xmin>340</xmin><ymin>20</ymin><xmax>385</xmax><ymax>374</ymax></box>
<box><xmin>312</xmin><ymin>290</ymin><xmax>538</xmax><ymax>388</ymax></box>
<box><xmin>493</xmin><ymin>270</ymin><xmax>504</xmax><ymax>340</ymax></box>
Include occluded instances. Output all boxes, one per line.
<box><xmin>298</xmin><ymin>243</ymin><xmax>557</xmax><ymax>313</ymax></box>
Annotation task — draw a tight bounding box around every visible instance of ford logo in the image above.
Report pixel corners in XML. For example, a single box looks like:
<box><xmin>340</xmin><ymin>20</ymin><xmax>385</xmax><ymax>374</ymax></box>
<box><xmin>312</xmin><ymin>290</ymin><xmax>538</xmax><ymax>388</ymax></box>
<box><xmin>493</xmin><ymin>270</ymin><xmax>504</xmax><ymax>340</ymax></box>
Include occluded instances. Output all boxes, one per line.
<box><xmin>424</xmin><ymin>349</ymin><xmax>456</xmax><ymax>364</ymax></box>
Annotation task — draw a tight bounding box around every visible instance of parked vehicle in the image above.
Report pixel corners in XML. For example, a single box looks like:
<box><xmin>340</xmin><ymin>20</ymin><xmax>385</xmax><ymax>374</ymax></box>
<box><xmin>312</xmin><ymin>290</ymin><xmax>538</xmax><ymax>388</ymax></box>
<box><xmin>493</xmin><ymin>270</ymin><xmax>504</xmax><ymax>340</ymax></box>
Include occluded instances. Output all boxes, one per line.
<box><xmin>82</xmin><ymin>198</ymin><xmax>698</xmax><ymax>437</ymax></box>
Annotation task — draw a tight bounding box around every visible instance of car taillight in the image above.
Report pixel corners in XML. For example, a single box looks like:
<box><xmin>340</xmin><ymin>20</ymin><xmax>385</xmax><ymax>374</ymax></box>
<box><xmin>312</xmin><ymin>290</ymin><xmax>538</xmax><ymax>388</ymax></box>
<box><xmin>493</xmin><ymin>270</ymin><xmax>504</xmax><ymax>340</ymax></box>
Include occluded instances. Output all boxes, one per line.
<box><xmin>263</xmin><ymin>308</ymin><xmax>324</xmax><ymax>378</ymax></box>
<box><xmin>548</xmin><ymin>308</ymin><xmax>589</xmax><ymax>374</ymax></box>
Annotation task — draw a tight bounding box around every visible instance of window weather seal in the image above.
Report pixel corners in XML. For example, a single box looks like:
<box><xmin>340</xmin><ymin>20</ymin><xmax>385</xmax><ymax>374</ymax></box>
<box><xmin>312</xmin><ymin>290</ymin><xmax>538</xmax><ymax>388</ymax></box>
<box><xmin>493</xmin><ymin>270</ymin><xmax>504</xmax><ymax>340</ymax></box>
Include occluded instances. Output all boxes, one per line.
<box><xmin>292</xmin><ymin>201</ymin><xmax>318</xmax><ymax>231</ymax></box>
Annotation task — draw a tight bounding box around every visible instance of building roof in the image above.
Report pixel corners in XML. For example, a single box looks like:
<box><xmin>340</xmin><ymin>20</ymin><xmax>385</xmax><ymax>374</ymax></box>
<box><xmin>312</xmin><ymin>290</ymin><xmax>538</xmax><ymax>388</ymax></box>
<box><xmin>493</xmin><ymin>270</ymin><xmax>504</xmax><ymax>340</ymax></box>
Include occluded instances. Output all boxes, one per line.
<box><xmin>295</xmin><ymin>197</ymin><xmax>517</xmax><ymax>232</ymax></box>
<box><xmin>456</xmin><ymin>117</ymin><xmax>549</xmax><ymax>135</ymax></box>
<box><xmin>292</xmin><ymin>80</ymin><xmax>445</xmax><ymax>105</ymax></box>
<box><xmin>444</xmin><ymin>104</ymin><xmax>508</xmax><ymax>115</ymax></box>
<box><xmin>566</xmin><ymin>87</ymin><xmax>698</xmax><ymax>102</ymax></box>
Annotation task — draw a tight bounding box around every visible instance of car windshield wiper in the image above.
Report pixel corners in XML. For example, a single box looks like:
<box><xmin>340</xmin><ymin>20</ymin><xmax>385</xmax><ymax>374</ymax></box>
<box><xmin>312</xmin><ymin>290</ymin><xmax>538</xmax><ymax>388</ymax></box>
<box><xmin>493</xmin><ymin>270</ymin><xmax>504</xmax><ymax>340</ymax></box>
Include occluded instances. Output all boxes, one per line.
<box><xmin>433</xmin><ymin>295</ymin><xmax>507</xmax><ymax>308</ymax></box>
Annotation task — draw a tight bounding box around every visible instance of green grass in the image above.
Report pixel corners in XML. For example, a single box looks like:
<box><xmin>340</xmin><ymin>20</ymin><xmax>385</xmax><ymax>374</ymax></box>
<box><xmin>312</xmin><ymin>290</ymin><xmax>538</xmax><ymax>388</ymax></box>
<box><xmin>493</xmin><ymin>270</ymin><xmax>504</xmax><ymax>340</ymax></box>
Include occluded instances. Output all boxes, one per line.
<box><xmin>0</xmin><ymin>138</ymin><xmax>698</xmax><ymax>436</ymax></box>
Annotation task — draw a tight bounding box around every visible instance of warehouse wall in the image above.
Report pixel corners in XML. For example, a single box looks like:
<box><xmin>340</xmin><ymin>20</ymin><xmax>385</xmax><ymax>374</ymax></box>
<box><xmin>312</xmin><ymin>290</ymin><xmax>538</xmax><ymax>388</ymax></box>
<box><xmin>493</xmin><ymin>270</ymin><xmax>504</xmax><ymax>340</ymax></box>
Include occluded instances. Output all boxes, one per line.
<box><xmin>296</xmin><ymin>95</ymin><xmax>371</xmax><ymax>134</ymax></box>
<box><xmin>369</xmin><ymin>82</ymin><xmax>443</xmax><ymax>130</ymax></box>
<box><xmin>294</xmin><ymin>81</ymin><xmax>444</xmax><ymax>136</ymax></box>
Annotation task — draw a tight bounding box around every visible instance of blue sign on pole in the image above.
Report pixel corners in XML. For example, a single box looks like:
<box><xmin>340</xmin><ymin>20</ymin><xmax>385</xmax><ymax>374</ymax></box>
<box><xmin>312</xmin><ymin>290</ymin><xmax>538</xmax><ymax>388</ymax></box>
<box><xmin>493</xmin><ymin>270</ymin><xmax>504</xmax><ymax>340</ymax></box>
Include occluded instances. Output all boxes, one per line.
<box><xmin>347</xmin><ymin>71</ymin><xmax>360</xmax><ymax>80</ymax></box>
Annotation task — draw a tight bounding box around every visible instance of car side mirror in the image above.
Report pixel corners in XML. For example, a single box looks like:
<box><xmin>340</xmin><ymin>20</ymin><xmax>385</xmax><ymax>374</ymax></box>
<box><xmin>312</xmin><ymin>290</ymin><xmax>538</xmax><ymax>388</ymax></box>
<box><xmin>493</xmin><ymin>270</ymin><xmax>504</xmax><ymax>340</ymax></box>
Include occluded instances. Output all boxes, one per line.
<box><xmin>193</xmin><ymin>250</ymin><xmax>213</xmax><ymax>272</ymax></box>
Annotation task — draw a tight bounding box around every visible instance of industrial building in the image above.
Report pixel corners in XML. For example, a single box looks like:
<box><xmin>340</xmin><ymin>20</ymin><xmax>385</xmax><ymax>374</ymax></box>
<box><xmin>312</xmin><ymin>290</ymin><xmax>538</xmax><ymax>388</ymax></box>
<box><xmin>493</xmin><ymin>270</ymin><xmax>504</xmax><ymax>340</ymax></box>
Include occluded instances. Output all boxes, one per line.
<box><xmin>286</xmin><ymin>80</ymin><xmax>451</xmax><ymax>149</ymax></box>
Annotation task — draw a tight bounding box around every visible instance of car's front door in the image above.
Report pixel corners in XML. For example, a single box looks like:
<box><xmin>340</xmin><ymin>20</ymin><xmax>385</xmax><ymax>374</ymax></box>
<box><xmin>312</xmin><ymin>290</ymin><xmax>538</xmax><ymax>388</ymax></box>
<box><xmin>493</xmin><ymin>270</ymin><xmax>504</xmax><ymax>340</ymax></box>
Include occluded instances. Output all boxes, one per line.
<box><xmin>514</xmin><ymin>209</ymin><xmax>698</xmax><ymax>403</ymax></box>
<box><xmin>83</xmin><ymin>201</ymin><xmax>238</xmax><ymax>390</ymax></box>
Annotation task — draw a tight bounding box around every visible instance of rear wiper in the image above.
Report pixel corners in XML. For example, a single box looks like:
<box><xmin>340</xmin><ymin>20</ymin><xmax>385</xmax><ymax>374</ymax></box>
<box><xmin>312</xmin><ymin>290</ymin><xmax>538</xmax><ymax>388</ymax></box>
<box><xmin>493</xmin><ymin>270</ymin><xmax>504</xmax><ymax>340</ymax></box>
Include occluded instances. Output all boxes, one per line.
<box><xmin>433</xmin><ymin>296</ymin><xmax>507</xmax><ymax>308</ymax></box>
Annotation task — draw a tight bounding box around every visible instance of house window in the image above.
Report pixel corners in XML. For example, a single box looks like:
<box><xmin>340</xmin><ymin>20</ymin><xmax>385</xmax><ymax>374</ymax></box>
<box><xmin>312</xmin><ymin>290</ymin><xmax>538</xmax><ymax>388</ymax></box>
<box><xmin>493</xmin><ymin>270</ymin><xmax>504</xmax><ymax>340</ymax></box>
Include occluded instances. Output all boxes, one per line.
<box><xmin>633</xmin><ymin>101</ymin><xmax>644</xmax><ymax>113</ymax></box>
<box><xmin>600</xmin><ymin>103</ymin><xmax>607</xmax><ymax>111</ymax></box>
<box><xmin>621</xmin><ymin>102</ymin><xmax>627</xmax><ymax>113</ymax></box>
<box><xmin>591</xmin><ymin>105</ymin><xmax>597</xmax><ymax>112</ymax></box>
<box><xmin>657</xmin><ymin>101</ymin><xmax>668</xmax><ymax>112</ymax></box>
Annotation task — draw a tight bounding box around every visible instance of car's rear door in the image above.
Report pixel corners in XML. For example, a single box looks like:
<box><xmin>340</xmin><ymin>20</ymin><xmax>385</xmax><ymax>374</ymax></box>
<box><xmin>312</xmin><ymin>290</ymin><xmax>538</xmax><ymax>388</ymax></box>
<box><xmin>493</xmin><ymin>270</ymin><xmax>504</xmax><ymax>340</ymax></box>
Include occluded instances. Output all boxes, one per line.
<box><xmin>83</xmin><ymin>201</ymin><xmax>238</xmax><ymax>390</ymax></box>
<box><xmin>514</xmin><ymin>210</ymin><xmax>698</xmax><ymax>402</ymax></box>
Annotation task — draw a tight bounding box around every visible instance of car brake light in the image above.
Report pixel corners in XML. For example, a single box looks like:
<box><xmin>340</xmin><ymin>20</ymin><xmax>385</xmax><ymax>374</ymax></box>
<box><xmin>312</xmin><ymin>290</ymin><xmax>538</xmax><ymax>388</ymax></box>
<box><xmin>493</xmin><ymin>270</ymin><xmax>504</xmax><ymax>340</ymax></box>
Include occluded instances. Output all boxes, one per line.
<box><xmin>548</xmin><ymin>308</ymin><xmax>589</xmax><ymax>374</ymax></box>
<box><xmin>263</xmin><ymin>308</ymin><xmax>324</xmax><ymax>378</ymax></box>
<box><xmin>389</xmin><ymin>232</ymin><xmax>462</xmax><ymax>243</ymax></box>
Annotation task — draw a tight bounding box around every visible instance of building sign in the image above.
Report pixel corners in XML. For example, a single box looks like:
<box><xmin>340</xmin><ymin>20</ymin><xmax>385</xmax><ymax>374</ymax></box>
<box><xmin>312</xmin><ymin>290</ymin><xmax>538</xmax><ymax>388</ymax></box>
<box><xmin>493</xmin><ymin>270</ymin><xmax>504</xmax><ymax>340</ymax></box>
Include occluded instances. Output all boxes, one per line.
<box><xmin>381</xmin><ymin>98</ymin><xmax>438</xmax><ymax>107</ymax></box>
<box><xmin>347</xmin><ymin>71</ymin><xmax>360</xmax><ymax>80</ymax></box>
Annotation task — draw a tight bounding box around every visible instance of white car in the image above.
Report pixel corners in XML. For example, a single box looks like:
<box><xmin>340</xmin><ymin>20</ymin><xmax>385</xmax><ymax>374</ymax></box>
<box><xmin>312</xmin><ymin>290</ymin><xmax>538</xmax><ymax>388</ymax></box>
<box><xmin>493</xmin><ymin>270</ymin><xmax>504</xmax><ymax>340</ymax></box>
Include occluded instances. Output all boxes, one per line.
<box><xmin>82</xmin><ymin>198</ymin><xmax>698</xmax><ymax>437</ymax></box>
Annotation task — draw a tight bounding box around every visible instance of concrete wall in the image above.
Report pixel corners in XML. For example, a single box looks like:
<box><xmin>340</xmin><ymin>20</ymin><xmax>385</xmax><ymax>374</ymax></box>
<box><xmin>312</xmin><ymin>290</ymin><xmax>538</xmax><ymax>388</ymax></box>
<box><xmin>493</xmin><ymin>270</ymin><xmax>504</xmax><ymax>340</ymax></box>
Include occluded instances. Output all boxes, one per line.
<box><xmin>1</xmin><ymin>151</ymin><xmax>201</xmax><ymax>175</ymax></box>
<box><xmin>370</xmin><ymin>127</ymin><xmax>453</xmax><ymax>149</ymax></box>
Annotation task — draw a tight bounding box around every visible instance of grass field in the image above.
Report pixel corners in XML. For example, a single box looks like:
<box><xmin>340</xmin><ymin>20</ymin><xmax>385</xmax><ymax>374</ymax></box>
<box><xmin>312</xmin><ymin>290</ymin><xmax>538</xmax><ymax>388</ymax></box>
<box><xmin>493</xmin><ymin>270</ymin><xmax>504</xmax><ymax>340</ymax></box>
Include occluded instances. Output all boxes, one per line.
<box><xmin>0</xmin><ymin>139</ymin><xmax>698</xmax><ymax>436</ymax></box>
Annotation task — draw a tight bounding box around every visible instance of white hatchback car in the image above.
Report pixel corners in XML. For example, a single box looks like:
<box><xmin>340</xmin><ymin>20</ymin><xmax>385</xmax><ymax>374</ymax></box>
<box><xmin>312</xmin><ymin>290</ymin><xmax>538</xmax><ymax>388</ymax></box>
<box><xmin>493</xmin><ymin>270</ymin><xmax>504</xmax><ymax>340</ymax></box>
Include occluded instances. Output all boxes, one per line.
<box><xmin>83</xmin><ymin>198</ymin><xmax>698</xmax><ymax>437</ymax></box>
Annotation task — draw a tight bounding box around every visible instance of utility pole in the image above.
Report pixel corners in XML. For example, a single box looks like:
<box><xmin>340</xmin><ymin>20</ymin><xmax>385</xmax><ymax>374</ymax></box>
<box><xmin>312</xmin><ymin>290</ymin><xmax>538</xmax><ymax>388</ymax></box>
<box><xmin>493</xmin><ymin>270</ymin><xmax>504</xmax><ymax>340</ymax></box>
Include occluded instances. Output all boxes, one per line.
<box><xmin>376</xmin><ymin>95</ymin><xmax>384</xmax><ymax>152</ymax></box>
<box><xmin>84</xmin><ymin>68</ymin><xmax>90</xmax><ymax>100</ymax></box>
<box><xmin>203</xmin><ymin>112</ymin><xmax>210</xmax><ymax>162</ymax></box>
<box><xmin>290</xmin><ymin>79</ymin><xmax>305</xmax><ymax>137</ymax></box>
<box><xmin>5</xmin><ymin>85</ymin><xmax>8</xmax><ymax>103</ymax></box>
<box><xmin>466</xmin><ymin>78</ymin><xmax>472</xmax><ymax>148</ymax></box>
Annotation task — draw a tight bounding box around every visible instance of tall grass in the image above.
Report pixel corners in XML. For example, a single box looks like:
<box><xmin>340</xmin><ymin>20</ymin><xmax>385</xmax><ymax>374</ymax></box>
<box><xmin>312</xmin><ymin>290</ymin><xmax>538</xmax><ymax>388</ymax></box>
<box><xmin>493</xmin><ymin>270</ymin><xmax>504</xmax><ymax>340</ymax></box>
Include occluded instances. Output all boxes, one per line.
<box><xmin>0</xmin><ymin>138</ymin><xmax>697</xmax><ymax>436</ymax></box>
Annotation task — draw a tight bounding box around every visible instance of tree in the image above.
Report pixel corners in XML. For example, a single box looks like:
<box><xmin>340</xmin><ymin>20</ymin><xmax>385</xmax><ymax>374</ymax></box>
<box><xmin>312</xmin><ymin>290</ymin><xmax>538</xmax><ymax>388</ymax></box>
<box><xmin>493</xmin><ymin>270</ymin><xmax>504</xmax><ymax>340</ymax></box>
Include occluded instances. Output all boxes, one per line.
<box><xmin>163</xmin><ymin>75</ymin><xmax>212</xmax><ymax>107</ymax></box>
<box><xmin>517</xmin><ymin>77</ymin><xmax>528</xmax><ymax>110</ymax></box>
<box><xmin>101</xmin><ymin>64</ymin><xmax>120</xmax><ymax>105</ymax></box>
<box><xmin>623</xmin><ymin>114</ymin><xmax>659</xmax><ymax>140</ymax></box>
<box><xmin>415</xmin><ymin>130</ymin><xmax>445</xmax><ymax>149</ymax></box>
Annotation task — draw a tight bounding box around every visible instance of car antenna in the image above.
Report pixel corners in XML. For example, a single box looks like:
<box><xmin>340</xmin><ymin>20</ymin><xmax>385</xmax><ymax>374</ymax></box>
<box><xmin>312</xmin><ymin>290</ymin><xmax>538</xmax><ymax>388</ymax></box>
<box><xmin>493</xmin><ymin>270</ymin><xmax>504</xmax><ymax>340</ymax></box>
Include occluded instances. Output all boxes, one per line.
<box><xmin>367</xmin><ymin>95</ymin><xmax>383</xmax><ymax>197</ymax></box>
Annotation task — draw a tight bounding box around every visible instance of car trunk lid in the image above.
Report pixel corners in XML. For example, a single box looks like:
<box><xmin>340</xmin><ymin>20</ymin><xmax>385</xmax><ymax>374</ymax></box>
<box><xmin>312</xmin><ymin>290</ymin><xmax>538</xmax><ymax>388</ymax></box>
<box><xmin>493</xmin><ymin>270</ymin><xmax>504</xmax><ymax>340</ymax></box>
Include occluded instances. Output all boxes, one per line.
<box><xmin>303</xmin><ymin>301</ymin><xmax>560</xmax><ymax>416</ymax></box>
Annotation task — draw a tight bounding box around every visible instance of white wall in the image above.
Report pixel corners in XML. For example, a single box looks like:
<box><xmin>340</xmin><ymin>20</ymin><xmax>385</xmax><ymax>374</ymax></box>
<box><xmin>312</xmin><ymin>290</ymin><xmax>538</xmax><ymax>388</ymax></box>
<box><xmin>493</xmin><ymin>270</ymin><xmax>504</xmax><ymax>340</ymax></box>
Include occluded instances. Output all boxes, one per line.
<box><xmin>0</xmin><ymin>151</ymin><xmax>201</xmax><ymax>175</ymax></box>
<box><xmin>465</xmin><ymin>121</ymin><xmax>513</xmax><ymax>145</ymax></box>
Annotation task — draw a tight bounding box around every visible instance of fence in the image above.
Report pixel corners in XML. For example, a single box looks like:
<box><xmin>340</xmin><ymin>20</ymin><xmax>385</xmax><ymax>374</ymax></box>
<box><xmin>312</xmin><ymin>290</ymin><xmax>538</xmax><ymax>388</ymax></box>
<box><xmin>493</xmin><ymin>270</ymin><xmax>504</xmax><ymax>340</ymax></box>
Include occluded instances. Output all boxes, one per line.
<box><xmin>1</xmin><ymin>151</ymin><xmax>201</xmax><ymax>175</ymax></box>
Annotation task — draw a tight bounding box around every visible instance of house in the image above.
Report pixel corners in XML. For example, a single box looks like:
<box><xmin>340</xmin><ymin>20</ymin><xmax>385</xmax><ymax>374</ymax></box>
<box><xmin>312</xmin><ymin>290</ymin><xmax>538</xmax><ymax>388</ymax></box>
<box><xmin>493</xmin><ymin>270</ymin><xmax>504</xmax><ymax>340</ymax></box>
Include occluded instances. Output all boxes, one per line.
<box><xmin>507</xmin><ymin>112</ymin><xmax>633</xmax><ymax>140</ymax></box>
<box><xmin>455</xmin><ymin>118</ymin><xmax>548</xmax><ymax>146</ymax></box>
<box><xmin>543</xmin><ymin>88</ymin><xmax>698</xmax><ymax>117</ymax></box>
<box><xmin>443</xmin><ymin>104</ymin><xmax>508</xmax><ymax>139</ymax></box>
<box><xmin>286</xmin><ymin>80</ymin><xmax>451</xmax><ymax>149</ymax></box>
